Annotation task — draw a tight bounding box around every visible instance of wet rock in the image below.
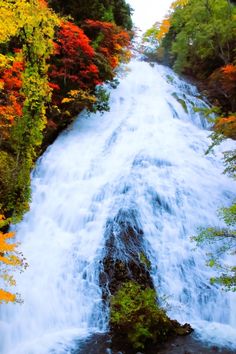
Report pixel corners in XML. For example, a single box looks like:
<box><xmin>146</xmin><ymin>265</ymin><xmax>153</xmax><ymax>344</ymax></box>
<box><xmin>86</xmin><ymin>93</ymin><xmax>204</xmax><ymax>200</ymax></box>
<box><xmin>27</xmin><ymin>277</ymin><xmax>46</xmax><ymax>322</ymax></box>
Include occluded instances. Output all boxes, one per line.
<box><xmin>99</xmin><ymin>208</ymin><xmax>154</xmax><ymax>301</ymax></box>
<box><xmin>98</xmin><ymin>208</ymin><xmax>193</xmax><ymax>352</ymax></box>
<box><xmin>73</xmin><ymin>333</ymin><xmax>235</xmax><ymax>354</ymax></box>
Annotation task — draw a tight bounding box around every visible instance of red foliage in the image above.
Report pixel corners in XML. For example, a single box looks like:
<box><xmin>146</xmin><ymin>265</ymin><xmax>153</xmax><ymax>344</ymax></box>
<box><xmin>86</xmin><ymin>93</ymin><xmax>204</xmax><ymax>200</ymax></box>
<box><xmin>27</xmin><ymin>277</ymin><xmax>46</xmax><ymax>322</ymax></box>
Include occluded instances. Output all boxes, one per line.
<box><xmin>0</xmin><ymin>59</ymin><xmax>24</xmax><ymax>136</ymax></box>
<box><xmin>84</xmin><ymin>20</ymin><xmax>131</xmax><ymax>69</ymax></box>
<box><xmin>49</xmin><ymin>21</ymin><xmax>100</xmax><ymax>101</ymax></box>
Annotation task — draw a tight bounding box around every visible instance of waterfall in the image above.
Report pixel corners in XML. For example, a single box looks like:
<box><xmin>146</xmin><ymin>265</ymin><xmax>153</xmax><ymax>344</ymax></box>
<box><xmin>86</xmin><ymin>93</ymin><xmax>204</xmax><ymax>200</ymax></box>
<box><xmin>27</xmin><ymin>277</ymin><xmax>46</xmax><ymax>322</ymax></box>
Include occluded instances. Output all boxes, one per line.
<box><xmin>0</xmin><ymin>60</ymin><xmax>235</xmax><ymax>353</ymax></box>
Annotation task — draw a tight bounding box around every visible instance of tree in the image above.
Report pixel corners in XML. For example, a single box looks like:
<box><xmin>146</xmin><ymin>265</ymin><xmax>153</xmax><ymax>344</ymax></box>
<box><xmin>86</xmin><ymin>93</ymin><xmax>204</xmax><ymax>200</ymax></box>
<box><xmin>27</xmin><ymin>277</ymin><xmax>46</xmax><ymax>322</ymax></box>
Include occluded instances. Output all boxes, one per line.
<box><xmin>49</xmin><ymin>21</ymin><xmax>100</xmax><ymax>98</ymax></box>
<box><xmin>170</xmin><ymin>0</ymin><xmax>236</xmax><ymax>75</ymax></box>
<box><xmin>193</xmin><ymin>205</ymin><xmax>236</xmax><ymax>291</ymax></box>
<box><xmin>47</xmin><ymin>0</ymin><xmax>133</xmax><ymax>30</ymax></box>
<box><xmin>83</xmin><ymin>20</ymin><xmax>131</xmax><ymax>75</ymax></box>
<box><xmin>0</xmin><ymin>55</ymin><xmax>24</xmax><ymax>144</ymax></box>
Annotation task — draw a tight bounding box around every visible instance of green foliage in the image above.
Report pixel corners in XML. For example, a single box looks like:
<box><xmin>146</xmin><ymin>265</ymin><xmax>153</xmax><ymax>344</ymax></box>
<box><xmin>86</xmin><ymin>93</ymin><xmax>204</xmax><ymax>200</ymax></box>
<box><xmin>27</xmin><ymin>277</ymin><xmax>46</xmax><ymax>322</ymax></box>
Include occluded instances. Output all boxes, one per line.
<box><xmin>110</xmin><ymin>281</ymin><xmax>173</xmax><ymax>350</ymax></box>
<box><xmin>89</xmin><ymin>86</ymin><xmax>110</xmax><ymax>114</ymax></box>
<box><xmin>223</xmin><ymin>150</ymin><xmax>236</xmax><ymax>178</ymax></box>
<box><xmin>170</xmin><ymin>0</ymin><xmax>236</xmax><ymax>75</ymax></box>
<box><xmin>48</xmin><ymin>0</ymin><xmax>133</xmax><ymax>30</ymax></box>
<box><xmin>0</xmin><ymin>151</ymin><xmax>17</xmax><ymax>215</ymax></box>
<box><xmin>193</xmin><ymin>203</ymin><xmax>236</xmax><ymax>291</ymax></box>
<box><xmin>139</xmin><ymin>252</ymin><xmax>151</xmax><ymax>270</ymax></box>
<box><xmin>0</xmin><ymin>150</ymin><xmax>30</xmax><ymax>220</ymax></box>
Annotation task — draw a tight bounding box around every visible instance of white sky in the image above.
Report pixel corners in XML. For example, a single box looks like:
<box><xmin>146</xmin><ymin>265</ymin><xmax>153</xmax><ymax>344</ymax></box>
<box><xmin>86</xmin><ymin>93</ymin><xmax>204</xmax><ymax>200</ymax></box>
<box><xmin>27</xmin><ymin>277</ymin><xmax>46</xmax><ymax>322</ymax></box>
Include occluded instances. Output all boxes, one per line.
<box><xmin>128</xmin><ymin>0</ymin><xmax>173</xmax><ymax>32</ymax></box>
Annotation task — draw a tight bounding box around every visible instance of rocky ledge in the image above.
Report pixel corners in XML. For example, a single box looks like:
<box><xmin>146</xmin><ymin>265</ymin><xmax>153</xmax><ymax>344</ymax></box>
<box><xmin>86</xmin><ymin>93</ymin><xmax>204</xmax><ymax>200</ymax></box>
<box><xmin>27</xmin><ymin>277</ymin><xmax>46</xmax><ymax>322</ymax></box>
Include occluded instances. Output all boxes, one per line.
<box><xmin>74</xmin><ymin>333</ymin><xmax>235</xmax><ymax>354</ymax></box>
<box><xmin>97</xmin><ymin>208</ymin><xmax>193</xmax><ymax>352</ymax></box>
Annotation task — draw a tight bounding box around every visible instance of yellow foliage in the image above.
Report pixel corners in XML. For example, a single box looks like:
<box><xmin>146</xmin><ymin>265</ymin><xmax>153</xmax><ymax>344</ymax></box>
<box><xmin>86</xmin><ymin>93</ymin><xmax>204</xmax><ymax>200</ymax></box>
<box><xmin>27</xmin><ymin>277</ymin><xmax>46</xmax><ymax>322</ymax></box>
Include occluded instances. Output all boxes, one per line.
<box><xmin>69</xmin><ymin>90</ymin><xmax>80</xmax><ymax>97</ymax></box>
<box><xmin>0</xmin><ymin>54</ymin><xmax>12</xmax><ymax>70</ymax></box>
<box><xmin>171</xmin><ymin>0</ymin><xmax>189</xmax><ymax>9</ymax></box>
<box><xmin>61</xmin><ymin>97</ymin><xmax>74</xmax><ymax>104</ymax></box>
<box><xmin>0</xmin><ymin>2</ymin><xmax>19</xmax><ymax>43</ymax></box>
<box><xmin>62</xmin><ymin>89</ymin><xmax>97</xmax><ymax>105</ymax></box>
<box><xmin>157</xmin><ymin>18</ymin><xmax>171</xmax><ymax>41</ymax></box>
<box><xmin>0</xmin><ymin>0</ymin><xmax>60</xmax><ymax>52</ymax></box>
<box><xmin>215</xmin><ymin>115</ymin><xmax>236</xmax><ymax>140</ymax></box>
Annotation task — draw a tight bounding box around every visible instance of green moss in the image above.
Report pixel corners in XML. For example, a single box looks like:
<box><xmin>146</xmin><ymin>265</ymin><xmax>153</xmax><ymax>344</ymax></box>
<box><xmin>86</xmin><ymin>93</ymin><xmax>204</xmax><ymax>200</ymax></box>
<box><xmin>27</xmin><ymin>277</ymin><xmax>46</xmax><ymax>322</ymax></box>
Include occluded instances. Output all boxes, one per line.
<box><xmin>172</xmin><ymin>92</ymin><xmax>188</xmax><ymax>113</ymax></box>
<box><xmin>110</xmin><ymin>281</ymin><xmax>173</xmax><ymax>350</ymax></box>
<box><xmin>140</xmin><ymin>252</ymin><xmax>151</xmax><ymax>270</ymax></box>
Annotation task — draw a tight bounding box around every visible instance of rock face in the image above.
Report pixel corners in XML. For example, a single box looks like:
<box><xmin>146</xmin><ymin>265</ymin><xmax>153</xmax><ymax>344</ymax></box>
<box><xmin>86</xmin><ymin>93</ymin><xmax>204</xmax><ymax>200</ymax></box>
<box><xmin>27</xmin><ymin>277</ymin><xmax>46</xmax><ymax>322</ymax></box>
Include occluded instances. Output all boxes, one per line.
<box><xmin>99</xmin><ymin>208</ymin><xmax>154</xmax><ymax>301</ymax></box>
<box><xmin>98</xmin><ymin>208</ymin><xmax>193</xmax><ymax>352</ymax></box>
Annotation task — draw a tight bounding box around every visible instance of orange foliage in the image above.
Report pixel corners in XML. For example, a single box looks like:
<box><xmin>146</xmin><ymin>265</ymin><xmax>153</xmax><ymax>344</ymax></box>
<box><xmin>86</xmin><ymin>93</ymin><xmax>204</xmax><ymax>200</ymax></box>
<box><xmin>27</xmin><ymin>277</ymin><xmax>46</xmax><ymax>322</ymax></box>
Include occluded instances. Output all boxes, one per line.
<box><xmin>157</xmin><ymin>18</ymin><xmax>171</xmax><ymax>41</ymax></box>
<box><xmin>0</xmin><ymin>230</ymin><xmax>21</xmax><ymax>303</ymax></box>
<box><xmin>0</xmin><ymin>231</ymin><xmax>22</xmax><ymax>267</ymax></box>
<box><xmin>221</xmin><ymin>64</ymin><xmax>236</xmax><ymax>77</ymax></box>
<box><xmin>0</xmin><ymin>289</ymin><xmax>16</xmax><ymax>303</ymax></box>
<box><xmin>38</xmin><ymin>0</ymin><xmax>48</xmax><ymax>8</ymax></box>
<box><xmin>0</xmin><ymin>224</ymin><xmax>26</xmax><ymax>304</ymax></box>
<box><xmin>0</xmin><ymin>59</ymin><xmax>24</xmax><ymax>139</ymax></box>
<box><xmin>209</xmin><ymin>64</ymin><xmax>236</xmax><ymax>111</ymax></box>
<box><xmin>220</xmin><ymin>64</ymin><xmax>236</xmax><ymax>90</ymax></box>
<box><xmin>215</xmin><ymin>115</ymin><xmax>236</xmax><ymax>140</ymax></box>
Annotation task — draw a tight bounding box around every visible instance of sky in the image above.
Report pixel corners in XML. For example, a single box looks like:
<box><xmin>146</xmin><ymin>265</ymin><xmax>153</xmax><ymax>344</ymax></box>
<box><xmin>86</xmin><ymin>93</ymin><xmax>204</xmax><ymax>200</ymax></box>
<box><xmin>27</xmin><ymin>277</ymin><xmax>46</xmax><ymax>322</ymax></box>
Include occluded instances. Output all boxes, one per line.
<box><xmin>128</xmin><ymin>0</ymin><xmax>173</xmax><ymax>32</ymax></box>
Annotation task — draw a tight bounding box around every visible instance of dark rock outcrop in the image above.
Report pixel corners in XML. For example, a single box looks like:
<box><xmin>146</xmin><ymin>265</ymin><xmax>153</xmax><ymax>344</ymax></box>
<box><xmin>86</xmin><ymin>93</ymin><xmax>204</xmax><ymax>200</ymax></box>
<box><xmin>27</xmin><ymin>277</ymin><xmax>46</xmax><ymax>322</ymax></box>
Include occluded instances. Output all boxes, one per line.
<box><xmin>97</xmin><ymin>208</ymin><xmax>193</xmax><ymax>352</ymax></box>
<box><xmin>99</xmin><ymin>208</ymin><xmax>154</xmax><ymax>301</ymax></box>
<box><xmin>73</xmin><ymin>333</ymin><xmax>235</xmax><ymax>354</ymax></box>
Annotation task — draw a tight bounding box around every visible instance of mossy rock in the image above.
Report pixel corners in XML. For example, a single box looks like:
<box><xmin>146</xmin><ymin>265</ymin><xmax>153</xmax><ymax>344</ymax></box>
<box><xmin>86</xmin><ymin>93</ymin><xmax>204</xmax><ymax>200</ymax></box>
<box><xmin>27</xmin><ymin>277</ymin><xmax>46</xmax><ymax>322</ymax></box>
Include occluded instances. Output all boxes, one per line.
<box><xmin>110</xmin><ymin>281</ymin><xmax>193</xmax><ymax>351</ymax></box>
<box><xmin>99</xmin><ymin>209</ymin><xmax>154</xmax><ymax>301</ymax></box>
<box><xmin>172</xmin><ymin>92</ymin><xmax>188</xmax><ymax>113</ymax></box>
<box><xmin>166</xmin><ymin>74</ymin><xmax>174</xmax><ymax>84</ymax></box>
<box><xmin>140</xmin><ymin>252</ymin><xmax>151</xmax><ymax>270</ymax></box>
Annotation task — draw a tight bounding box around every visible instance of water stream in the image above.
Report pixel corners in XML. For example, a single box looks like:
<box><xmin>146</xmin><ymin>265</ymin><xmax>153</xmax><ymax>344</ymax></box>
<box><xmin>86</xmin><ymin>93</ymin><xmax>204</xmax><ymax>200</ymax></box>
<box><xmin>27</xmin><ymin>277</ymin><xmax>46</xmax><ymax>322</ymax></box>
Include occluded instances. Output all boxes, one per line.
<box><xmin>0</xmin><ymin>60</ymin><xmax>235</xmax><ymax>353</ymax></box>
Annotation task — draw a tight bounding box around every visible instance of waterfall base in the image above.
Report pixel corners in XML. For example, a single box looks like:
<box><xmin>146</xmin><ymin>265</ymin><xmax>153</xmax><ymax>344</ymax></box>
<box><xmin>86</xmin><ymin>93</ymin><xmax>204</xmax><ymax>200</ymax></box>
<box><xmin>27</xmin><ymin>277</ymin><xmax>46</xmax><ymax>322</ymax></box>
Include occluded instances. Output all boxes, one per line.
<box><xmin>74</xmin><ymin>333</ymin><xmax>236</xmax><ymax>354</ymax></box>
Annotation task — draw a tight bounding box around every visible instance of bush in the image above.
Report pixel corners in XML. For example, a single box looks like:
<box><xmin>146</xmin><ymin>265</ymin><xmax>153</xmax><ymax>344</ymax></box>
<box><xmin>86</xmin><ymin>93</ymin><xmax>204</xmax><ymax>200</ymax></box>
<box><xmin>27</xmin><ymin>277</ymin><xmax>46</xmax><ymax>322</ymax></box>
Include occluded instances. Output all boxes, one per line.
<box><xmin>110</xmin><ymin>281</ymin><xmax>174</xmax><ymax>350</ymax></box>
<box><xmin>0</xmin><ymin>150</ymin><xmax>30</xmax><ymax>221</ymax></box>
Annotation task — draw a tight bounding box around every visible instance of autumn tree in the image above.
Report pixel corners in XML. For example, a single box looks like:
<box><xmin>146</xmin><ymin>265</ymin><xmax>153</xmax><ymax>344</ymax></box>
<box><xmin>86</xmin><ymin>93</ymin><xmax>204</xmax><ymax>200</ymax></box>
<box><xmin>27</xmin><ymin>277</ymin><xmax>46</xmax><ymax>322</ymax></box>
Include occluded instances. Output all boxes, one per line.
<box><xmin>50</xmin><ymin>21</ymin><xmax>100</xmax><ymax>97</ymax></box>
<box><xmin>0</xmin><ymin>55</ymin><xmax>24</xmax><ymax>145</ymax></box>
<box><xmin>0</xmin><ymin>215</ymin><xmax>26</xmax><ymax>304</ymax></box>
<box><xmin>83</xmin><ymin>20</ymin><xmax>131</xmax><ymax>80</ymax></box>
<box><xmin>0</xmin><ymin>0</ymin><xmax>59</xmax><ymax>219</ymax></box>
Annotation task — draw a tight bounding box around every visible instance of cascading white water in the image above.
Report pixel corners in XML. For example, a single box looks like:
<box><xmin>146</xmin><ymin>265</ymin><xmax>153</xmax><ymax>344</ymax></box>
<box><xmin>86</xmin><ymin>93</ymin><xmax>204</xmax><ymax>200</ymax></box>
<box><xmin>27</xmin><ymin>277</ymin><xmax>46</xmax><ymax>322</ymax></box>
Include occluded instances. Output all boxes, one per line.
<box><xmin>0</xmin><ymin>60</ymin><xmax>236</xmax><ymax>354</ymax></box>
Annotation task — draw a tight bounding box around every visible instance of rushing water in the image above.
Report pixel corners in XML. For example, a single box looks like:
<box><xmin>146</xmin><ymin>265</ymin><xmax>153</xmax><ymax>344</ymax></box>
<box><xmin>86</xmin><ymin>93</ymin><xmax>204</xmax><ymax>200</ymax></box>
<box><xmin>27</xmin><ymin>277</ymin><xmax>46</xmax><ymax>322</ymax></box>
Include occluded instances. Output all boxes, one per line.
<box><xmin>0</xmin><ymin>60</ymin><xmax>236</xmax><ymax>354</ymax></box>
